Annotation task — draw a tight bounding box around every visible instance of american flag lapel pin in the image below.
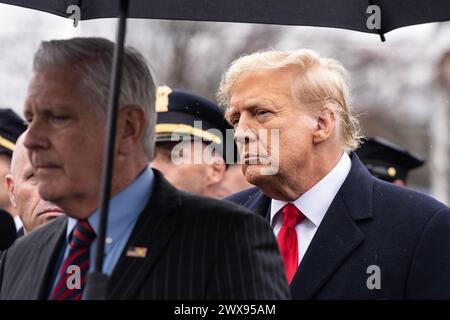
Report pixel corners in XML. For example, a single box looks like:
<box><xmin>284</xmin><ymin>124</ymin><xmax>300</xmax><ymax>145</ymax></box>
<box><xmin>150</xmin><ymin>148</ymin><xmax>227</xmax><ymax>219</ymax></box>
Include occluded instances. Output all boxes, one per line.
<box><xmin>126</xmin><ymin>246</ymin><xmax>148</xmax><ymax>258</ymax></box>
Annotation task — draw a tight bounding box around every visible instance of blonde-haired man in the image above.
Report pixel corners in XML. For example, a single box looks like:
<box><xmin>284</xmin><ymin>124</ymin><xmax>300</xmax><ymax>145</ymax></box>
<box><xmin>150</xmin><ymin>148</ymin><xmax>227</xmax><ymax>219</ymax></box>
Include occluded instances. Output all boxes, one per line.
<box><xmin>221</xmin><ymin>49</ymin><xmax>450</xmax><ymax>299</ymax></box>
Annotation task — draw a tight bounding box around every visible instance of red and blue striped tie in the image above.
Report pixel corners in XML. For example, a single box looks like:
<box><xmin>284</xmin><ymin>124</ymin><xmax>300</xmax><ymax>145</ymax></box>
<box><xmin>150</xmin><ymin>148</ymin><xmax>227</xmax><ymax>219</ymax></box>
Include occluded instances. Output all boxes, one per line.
<box><xmin>50</xmin><ymin>219</ymin><xmax>96</xmax><ymax>300</ymax></box>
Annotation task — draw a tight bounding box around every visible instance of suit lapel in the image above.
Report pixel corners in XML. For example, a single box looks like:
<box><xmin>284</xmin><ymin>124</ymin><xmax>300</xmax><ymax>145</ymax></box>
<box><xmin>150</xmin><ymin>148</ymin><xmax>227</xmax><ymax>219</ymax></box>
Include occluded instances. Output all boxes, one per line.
<box><xmin>244</xmin><ymin>188</ymin><xmax>271</xmax><ymax>221</ymax></box>
<box><xmin>290</xmin><ymin>153</ymin><xmax>374</xmax><ymax>299</ymax></box>
<box><xmin>108</xmin><ymin>171</ymin><xmax>184</xmax><ymax>299</ymax></box>
<box><xmin>290</xmin><ymin>194</ymin><xmax>365</xmax><ymax>299</ymax></box>
<box><xmin>35</xmin><ymin>217</ymin><xmax>67</xmax><ymax>299</ymax></box>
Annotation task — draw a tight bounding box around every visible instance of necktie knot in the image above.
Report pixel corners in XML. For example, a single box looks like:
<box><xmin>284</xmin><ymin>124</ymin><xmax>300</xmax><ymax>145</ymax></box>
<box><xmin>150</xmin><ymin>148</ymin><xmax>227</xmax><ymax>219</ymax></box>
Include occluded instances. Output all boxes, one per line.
<box><xmin>281</xmin><ymin>203</ymin><xmax>304</xmax><ymax>228</ymax></box>
<box><xmin>69</xmin><ymin>219</ymin><xmax>96</xmax><ymax>249</ymax></box>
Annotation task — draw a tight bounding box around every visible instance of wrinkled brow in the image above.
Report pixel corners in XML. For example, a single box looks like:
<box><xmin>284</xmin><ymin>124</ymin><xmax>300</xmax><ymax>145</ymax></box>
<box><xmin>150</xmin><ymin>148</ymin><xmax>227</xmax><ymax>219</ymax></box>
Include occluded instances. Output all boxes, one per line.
<box><xmin>224</xmin><ymin>107</ymin><xmax>237</xmax><ymax>122</ymax></box>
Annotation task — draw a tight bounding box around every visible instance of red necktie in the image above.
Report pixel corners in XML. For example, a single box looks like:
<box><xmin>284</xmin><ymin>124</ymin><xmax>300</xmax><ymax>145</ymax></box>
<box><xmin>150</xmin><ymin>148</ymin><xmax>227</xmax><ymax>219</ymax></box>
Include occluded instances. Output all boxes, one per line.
<box><xmin>276</xmin><ymin>203</ymin><xmax>305</xmax><ymax>284</ymax></box>
<box><xmin>50</xmin><ymin>220</ymin><xmax>96</xmax><ymax>300</ymax></box>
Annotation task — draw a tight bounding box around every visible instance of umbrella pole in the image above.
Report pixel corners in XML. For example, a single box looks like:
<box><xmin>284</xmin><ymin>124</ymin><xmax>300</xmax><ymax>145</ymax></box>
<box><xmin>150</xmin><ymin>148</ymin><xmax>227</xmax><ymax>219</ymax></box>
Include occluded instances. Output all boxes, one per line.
<box><xmin>84</xmin><ymin>0</ymin><xmax>129</xmax><ymax>300</ymax></box>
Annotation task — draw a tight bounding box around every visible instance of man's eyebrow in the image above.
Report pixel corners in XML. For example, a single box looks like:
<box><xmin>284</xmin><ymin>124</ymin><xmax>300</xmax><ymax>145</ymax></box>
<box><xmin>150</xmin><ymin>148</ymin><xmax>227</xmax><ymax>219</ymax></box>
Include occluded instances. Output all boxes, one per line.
<box><xmin>224</xmin><ymin>108</ymin><xmax>236</xmax><ymax>119</ymax></box>
<box><xmin>225</xmin><ymin>97</ymin><xmax>277</xmax><ymax>120</ymax></box>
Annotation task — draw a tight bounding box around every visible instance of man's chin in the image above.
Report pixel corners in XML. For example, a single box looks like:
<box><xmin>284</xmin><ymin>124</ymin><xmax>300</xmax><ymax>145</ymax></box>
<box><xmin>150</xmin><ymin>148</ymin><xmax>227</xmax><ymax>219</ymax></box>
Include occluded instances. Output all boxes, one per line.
<box><xmin>38</xmin><ymin>189</ymin><xmax>62</xmax><ymax>203</ymax></box>
<box><xmin>37</xmin><ymin>186</ymin><xmax>68</xmax><ymax>210</ymax></box>
<box><xmin>244</xmin><ymin>164</ymin><xmax>277</xmax><ymax>186</ymax></box>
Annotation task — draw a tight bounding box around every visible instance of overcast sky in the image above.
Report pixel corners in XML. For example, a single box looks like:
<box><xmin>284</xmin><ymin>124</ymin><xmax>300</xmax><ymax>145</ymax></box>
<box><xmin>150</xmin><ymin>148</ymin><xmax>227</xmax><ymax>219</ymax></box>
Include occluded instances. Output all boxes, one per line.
<box><xmin>0</xmin><ymin>3</ymin><xmax>448</xmax><ymax>117</ymax></box>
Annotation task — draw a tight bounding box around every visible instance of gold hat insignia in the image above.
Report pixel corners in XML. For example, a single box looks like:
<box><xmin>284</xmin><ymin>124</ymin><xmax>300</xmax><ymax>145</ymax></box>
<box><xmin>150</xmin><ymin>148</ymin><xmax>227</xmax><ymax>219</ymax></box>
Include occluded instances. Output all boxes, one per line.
<box><xmin>387</xmin><ymin>167</ymin><xmax>397</xmax><ymax>177</ymax></box>
<box><xmin>155</xmin><ymin>85</ymin><xmax>173</xmax><ymax>112</ymax></box>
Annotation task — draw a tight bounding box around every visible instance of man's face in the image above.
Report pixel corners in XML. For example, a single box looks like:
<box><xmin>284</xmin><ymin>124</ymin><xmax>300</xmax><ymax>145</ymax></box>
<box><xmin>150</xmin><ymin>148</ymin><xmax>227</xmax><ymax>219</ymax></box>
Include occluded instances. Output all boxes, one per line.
<box><xmin>226</xmin><ymin>66</ymin><xmax>317</xmax><ymax>192</ymax></box>
<box><xmin>0</xmin><ymin>154</ymin><xmax>11</xmax><ymax>209</ymax></box>
<box><xmin>151</xmin><ymin>141</ymin><xmax>210</xmax><ymax>195</ymax></box>
<box><xmin>6</xmin><ymin>141</ymin><xmax>64</xmax><ymax>233</ymax></box>
<box><xmin>23</xmin><ymin>66</ymin><xmax>106</xmax><ymax>218</ymax></box>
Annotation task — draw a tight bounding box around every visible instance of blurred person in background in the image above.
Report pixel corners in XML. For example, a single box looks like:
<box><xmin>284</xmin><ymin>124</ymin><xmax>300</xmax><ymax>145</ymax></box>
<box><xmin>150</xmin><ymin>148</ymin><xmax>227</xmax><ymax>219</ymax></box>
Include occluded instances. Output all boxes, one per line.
<box><xmin>151</xmin><ymin>86</ymin><xmax>237</xmax><ymax>198</ymax></box>
<box><xmin>220</xmin><ymin>163</ymin><xmax>253</xmax><ymax>197</ymax></box>
<box><xmin>0</xmin><ymin>108</ymin><xmax>27</xmax><ymax>232</ymax></box>
<box><xmin>5</xmin><ymin>134</ymin><xmax>64</xmax><ymax>236</ymax></box>
<box><xmin>356</xmin><ymin>137</ymin><xmax>424</xmax><ymax>187</ymax></box>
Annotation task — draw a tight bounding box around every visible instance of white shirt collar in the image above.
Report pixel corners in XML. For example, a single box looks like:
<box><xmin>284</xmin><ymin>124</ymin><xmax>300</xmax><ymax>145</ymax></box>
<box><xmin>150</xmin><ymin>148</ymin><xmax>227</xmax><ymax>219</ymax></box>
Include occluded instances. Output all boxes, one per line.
<box><xmin>271</xmin><ymin>152</ymin><xmax>352</xmax><ymax>227</ymax></box>
<box><xmin>13</xmin><ymin>215</ymin><xmax>23</xmax><ymax>232</ymax></box>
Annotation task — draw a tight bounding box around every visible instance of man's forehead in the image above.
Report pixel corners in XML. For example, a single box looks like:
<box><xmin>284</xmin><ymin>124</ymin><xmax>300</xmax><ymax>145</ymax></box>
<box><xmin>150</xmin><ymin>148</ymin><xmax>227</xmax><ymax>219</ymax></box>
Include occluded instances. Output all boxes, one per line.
<box><xmin>24</xmin><ymin>71</ymin><xmax>86</xmax><ymax>116</ymax></box>
<box><xmin>27</xmin><ymin>67</ymin><xmax>82</xmax><ymax>96</ymax></box>
<box><xmin>228</xmin><ymin>69</ymin><xmax>297</xmax><ymax>111</ymax></box>
<box><xmin>24</xmin><ymin>103</ymin><xmax>73</xmax><ymax>114</ymax></box>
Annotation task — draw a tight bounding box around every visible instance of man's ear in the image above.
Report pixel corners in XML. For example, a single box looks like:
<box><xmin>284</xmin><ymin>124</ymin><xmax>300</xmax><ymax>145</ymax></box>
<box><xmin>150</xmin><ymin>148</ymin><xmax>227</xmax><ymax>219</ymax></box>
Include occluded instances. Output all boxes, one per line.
<box><xmin>312</xmin><ymin>107</ymin><xmax>336</xmax><ymax>144</ymax></box>
<box><xmin>5</xmin><ymin>174</ymin><xmax>16</xmax><ymax>208</ymax></box>
<box><xmin>117</xmin><ymin>105</ymin><xmax>147</xmax><ymax>155</ymax></box>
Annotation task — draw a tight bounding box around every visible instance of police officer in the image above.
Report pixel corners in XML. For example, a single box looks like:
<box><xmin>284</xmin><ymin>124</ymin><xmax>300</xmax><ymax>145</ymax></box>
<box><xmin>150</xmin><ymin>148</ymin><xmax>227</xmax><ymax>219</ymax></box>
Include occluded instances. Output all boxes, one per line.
<box><xmin>0</xmin><ymin>108</ymin><xmax>27</xmax><ymax>230</ymax></box>
<box><xmin>151</xmin><ymin>86</ymin><xmax>240</xmax><ymax>198</ymax></box>
<box><xmin>356</xmin><ymin>137</ymin><xmax>425</xmax><ymax>187</ymax></box>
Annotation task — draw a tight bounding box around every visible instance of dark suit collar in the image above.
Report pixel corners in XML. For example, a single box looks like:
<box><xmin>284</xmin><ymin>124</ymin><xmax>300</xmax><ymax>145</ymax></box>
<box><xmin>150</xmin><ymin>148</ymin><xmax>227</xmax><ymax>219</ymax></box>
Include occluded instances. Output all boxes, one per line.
<box><xmin>338</xmin><ymin>153</ymin><xmax>374</xmax><ymax>221</ymax></box>
<box><xmin>290</xmin><ymin>152</ymin><xmax>374</xmax><ymax>299</ymax></box>
<box><xmin>242</xmin><ymin>187</ymin><xmax>271</xmax><ymax>221</ymax></box>
<box><xmin>16</xmin><ymin>227</ymin><xmax>24</xmax><ymax>238</ymax></box>
<box><xmin>34</xmin><ymin>216</ymin><xmax>68</xmax><ymax>299</ymax></box>
<box><xmin>108</xmin><ymin>169</ymin><xmax>184</xmax><ymax>299</ymax></box>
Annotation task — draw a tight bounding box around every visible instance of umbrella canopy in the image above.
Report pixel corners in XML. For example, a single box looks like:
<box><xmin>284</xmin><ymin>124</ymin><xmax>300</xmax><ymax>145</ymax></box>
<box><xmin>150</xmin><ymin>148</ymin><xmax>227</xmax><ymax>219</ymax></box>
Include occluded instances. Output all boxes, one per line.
<box><xmin>1</xmin><ymin>0</ymin><xmax>450</xmax><ymax>36</ymax></box>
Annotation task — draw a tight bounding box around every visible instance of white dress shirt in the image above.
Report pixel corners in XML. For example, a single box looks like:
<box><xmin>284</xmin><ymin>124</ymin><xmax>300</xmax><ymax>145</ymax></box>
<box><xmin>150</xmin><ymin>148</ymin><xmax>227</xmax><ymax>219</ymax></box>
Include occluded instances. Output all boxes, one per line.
<box><xmin>270</xmin><ymin>152</ymin><xmax>352</xmax><ymax>265</ymax></box>
<box><xmin>14</xmin><ymin>215</ymin><xmax>23</xmax><ymax>232</ymax></box>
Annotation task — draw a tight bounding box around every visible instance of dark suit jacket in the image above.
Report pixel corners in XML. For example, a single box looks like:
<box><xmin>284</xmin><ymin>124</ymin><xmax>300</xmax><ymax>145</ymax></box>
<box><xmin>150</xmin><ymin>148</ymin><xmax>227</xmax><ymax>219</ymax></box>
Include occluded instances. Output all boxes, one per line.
<box><xmin>0</xmin><ymin>170</ymin><xmax>289</xmax><ymax>300</ymax></box>
<box><xmin>0</xmin><ymin>227</ymin><xmax>23</xmax><ymax>262</ymax></box>
<box><xmin>226</xmin><ymin>153</ymin><xmax>450</xmax><ymax>299</ymax></box>
<box><xmin>16</xmin><ymin>228</ymin><xmax>24</xmax><ymax>238</ymax></box>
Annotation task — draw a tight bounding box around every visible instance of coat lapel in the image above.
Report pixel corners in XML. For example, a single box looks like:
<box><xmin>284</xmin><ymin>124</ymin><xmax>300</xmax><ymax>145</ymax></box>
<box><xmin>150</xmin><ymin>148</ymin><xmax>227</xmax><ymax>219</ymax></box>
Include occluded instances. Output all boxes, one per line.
<box><xmin>243</xmin><ymin>188</ymin><xmax>272</xmax><ymax>221</ymax></box>
<box><xmin>108</xmin><ymin>171</ymin><xmax>184</xmax><ymax>299</ymax></box>
<box><xmin>290</xmin><ymin>154</ymin><xmax>374</xmax><ymax>299</ymax></box>
<box><xmin>290</xmin><ymin>194</ymin><xmax>365</xmax><ymax>299</ymax></box>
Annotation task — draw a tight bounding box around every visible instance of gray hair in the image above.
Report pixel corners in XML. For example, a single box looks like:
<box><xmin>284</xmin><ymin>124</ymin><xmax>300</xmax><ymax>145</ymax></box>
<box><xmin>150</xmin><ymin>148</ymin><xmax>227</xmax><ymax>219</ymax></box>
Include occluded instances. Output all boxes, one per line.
<box><xmin>33</xmin><ymin>37</ymin><xmax>156</xmax><ymax>159</ymax></box>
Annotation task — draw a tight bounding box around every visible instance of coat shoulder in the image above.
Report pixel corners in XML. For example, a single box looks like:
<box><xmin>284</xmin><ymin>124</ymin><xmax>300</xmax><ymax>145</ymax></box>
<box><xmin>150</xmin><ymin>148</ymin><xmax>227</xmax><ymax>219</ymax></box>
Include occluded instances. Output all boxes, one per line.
<box><xmin>5</xmin><ymin>216</ymin><xmax>66</xmax><ymax>257</ymax></box>
<box><xmin>179</xmin><ymin>189</ymin><xmax>256</xmax><ymax>220</ymax></box>
<box><xmin>173</xmin><ymin>189</ymin><xmax>272</xmax><ymax>237</ymax></box>
<box><xmin>372</xmin><ymin>178</ymin><xmax>449</xmax><ymax>219</ymax></box>
<box><xmin>225</xmin><ymin>187</ymin><xmax>261</xmax><ymax>205</ymax></box>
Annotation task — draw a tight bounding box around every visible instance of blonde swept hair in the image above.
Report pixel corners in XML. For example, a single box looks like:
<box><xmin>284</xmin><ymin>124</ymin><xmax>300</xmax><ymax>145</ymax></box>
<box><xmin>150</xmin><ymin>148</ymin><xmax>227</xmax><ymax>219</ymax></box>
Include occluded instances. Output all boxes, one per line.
<box><xmin>217</xmin><ymin>49</ymin><xmax>363</xmax><ymax>151</ymax></box>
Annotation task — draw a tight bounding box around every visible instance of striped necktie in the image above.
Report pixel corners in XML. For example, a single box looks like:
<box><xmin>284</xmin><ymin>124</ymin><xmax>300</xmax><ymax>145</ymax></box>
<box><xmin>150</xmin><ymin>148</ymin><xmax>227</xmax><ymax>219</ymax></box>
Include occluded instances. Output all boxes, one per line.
<box><xmin>50</xmin><ymin>219</ymin><xmax>96</xmax><ymax>300</ymax></box>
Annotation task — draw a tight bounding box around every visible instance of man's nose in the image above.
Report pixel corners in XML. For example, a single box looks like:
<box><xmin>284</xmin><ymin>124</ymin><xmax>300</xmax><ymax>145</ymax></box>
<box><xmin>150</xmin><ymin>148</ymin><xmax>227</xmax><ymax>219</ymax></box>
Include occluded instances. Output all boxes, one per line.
<box><xmin>234</xmin><ymin>116</ymin><xmax>257</xmax><ymax>146</ymax></box>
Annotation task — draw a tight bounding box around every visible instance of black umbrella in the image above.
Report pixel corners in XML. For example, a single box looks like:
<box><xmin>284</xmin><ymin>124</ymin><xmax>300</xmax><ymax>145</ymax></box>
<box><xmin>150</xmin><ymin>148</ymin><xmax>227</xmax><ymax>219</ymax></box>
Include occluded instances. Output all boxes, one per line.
<box><xmin>1</xmin><ymin>0</ymin><xmax>449</xmax><ymax>299</ymax></box>
<box><xmin>2</xmin><ymin>0</ymin><xmax>450</xmax><ymax>37</ymax></box>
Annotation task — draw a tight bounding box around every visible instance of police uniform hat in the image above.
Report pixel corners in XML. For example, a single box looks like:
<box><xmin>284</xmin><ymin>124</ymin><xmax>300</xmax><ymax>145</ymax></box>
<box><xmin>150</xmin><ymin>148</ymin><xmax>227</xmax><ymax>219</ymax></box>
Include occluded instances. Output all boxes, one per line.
<box><xmin>0</xmin><ymin>108</ymin><xmax>27</xmax><ymax>158</ymax></box>
<box><xmin>356</xmin><ymin>137</ymin><xmax>425</xmax><ymax>183</ymax></box>
<box><xmin>155</xmin><ymin>86</ymin><xmax>235</xmax><ymax>161</ymax></box>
